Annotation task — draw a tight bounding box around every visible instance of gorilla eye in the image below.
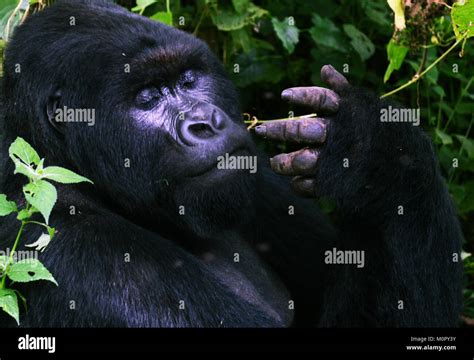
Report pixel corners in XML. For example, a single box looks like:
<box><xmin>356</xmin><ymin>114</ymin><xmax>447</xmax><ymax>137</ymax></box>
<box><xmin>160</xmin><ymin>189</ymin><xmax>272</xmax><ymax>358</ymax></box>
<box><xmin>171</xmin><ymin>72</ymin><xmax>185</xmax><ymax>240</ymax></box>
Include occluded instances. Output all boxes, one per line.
<box><xmin>136</xmin><ymin>87</ymin><xmax>161</xmax><ymax>108</ymax></box>
<box><xmin>180</xmin><ymin>70</ymin><xmax>196</xmax><ymax>89</ymax></box>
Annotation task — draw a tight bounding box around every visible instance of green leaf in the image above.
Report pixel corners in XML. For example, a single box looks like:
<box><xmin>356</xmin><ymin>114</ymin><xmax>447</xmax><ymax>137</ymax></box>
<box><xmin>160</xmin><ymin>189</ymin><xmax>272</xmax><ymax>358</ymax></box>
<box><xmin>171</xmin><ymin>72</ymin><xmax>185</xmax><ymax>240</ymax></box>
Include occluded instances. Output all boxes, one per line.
<box><xmin>0</xmin><ymin>255</ymin><xmax>8</xmax><ymax>274</ymax></box>
<box><xmin>0</xmin><ymin>289</ymin><xmax>19</xmax><ymax>325</ymax></box>
<box><xmin>435</xmin><ymin>128</ymin><xmax>453</xmax><ymax>145</ymax></box>
<box><xmin>13</xmin><ymin>289</ymin><xmax>27</xmax><ymax>311</ymax></box>
<box><xmin>451</xmin><ymin>0</ymin><xmax>474</xmax><ymax>40</ymax></box>
<box><xmin>7</xmin><ymin>258</ymin><xmax>57</xmax><ymax>286</ymax></box>
<box><xmin>384</xmin><ymin>39</ymin><xmax>408</xmax><ymax>82</ymax></box>
<box><xmin>232</xmin><ymin>0</ymin><xmax>250</xmax><ymax>14</ymax></box>
<box><xmin>343</xmin><ymin>24</ymin><xmax>375</xmax><ymax>61</ymax></box>
<box><xmin>454</xmin><ymin>135</ymin><xmax>474</xmax><ymax>159</ymax></box>
<box><xmin>16</xmin><ymin>209</ymin><xmax>30</xmax><ymax>221</ymax></box>
<box><xmin>210</xmin><ymin>3</ymin><xmax>267</xmax><ymax>31</ymax></box>
<box><xmin>8</xmin><ymin>137</ymin><xmax>40</xmax><ymax>166</ymax></box>
<box><xmin>11</xmin><ymin>159</ymin><xmax>37</xmax><ymax>180</ymax></box>
<box><xmin>449</xmin><ymin>183</ymin><xmax>466</xmax><ymax>209</ymax></box>
<box><xmin>230</xmin><ymin>28</ymin><xmax>252</xmax><ymax>53</ymax></box>
<box><xmin>41</xmin><ymin>166</ymin><xmax>93</xmax><ymax>184</ymax></box>
<box><xmin>309</xmin><ymin>14</ymin><xmax>347</xmax><ymax>53</ymax></box>
<box><xmin>362</xmin><ymin>0</ymin><xmax>391</xmax><ymax>27</ymax></box>
<box><xmin>271</xmin><ymin>17</ymin><xmax>299</xmax><ymax>54</ymax></box>
<box><xmin>151</xmin><ymin>11</ymin><xmax>173</xmax><ymax>26</ymax></box>
<box><xmin>23</xmin><ymin>180</ymin><xmax>57</xmax><ymax>224</ymax></box>
<box><xmin>0</xmin><ymin>194</ymin><xmax>17</xmax><ymax>216</ymax></box>
<box><xmin>432</xmin><ymin>85</ymin><xmax>446</xmax><ymax>98</ymax></box>
<box><xmin>132</xmin><ymin>0</ymin><xmax>157</xmax><ymax>13</ymax></box>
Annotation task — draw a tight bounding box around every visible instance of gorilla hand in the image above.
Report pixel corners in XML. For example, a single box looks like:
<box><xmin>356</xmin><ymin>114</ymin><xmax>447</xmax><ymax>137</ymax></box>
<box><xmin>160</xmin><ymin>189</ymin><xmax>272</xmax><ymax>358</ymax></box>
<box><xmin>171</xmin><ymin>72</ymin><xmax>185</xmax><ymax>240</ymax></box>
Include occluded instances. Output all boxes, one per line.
<box><xmin>255</xmin><ymin>65</ymin><xmax>349</xmax><ymax>197</ymax></box>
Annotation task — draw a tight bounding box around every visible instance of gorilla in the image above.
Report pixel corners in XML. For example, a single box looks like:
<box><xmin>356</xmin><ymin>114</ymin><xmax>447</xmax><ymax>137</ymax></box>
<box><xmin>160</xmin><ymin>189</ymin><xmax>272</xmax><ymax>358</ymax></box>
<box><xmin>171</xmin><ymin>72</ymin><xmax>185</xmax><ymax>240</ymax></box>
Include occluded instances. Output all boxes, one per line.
<box><xmin>0</xmin><ymin>0</ymin><xmax>463</xmax><ymax>327</ymax></box>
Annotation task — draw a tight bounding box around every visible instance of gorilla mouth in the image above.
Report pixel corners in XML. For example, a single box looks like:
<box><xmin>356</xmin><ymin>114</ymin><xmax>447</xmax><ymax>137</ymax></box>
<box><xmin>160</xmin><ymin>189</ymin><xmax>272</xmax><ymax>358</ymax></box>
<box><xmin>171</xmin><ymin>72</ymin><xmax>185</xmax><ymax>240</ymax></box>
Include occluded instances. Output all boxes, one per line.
<box><xmin>189</xmin><ymin>146</ymin><xmax>252</xmax><ymax>178</ymax></box>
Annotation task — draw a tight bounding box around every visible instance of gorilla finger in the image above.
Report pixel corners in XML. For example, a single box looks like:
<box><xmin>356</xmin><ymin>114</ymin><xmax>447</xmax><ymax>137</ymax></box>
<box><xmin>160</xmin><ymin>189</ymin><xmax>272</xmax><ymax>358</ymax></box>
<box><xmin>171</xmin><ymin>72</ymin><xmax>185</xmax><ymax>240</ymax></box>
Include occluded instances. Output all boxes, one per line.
<box><xmin>291</xmin><ymin>176</ymin><xmax>316</xmax><ymax>197</ymax></box>
<box><xmin>254</xmin><ymin>118</ymin><xmax>328</xmax><ymax>144</ymax></box>
<box><xmin>281</xmin><ymin>87</ymin><xmax>339</xmax><ymax>114</ymax></box>
<box><xmin>270</xmin><ymin>148</ymin><xmax>319</xmax><ymax>176</ymax></box>
<box><xmin>321</xmin><ymin>64</ymin><xmax>349</xmax><ymax>93</ymax></box>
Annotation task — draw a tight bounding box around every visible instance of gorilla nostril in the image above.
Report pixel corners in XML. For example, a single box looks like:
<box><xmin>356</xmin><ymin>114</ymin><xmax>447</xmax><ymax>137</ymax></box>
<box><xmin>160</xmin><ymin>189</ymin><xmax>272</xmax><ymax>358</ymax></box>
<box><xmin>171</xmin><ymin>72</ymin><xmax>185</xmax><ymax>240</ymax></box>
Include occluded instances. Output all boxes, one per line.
<box><xmin>211</xmin><ymin>109</ymin><xmax>226</xmax><ymax>130</ymax></box>
<box><xmin>188</xmin><ymin>122</ymin><xmax>215</xmax><ymax>139</ymax></box>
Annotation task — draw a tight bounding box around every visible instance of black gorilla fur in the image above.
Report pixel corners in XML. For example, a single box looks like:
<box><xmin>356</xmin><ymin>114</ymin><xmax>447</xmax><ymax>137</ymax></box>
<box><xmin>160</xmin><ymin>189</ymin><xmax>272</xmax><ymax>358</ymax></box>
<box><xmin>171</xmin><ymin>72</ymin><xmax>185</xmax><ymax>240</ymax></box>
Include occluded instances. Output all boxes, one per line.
<box><xmin>0</xmin><ymin>0</ymin><xmax>463</xmax><ymax>327</ymax></box>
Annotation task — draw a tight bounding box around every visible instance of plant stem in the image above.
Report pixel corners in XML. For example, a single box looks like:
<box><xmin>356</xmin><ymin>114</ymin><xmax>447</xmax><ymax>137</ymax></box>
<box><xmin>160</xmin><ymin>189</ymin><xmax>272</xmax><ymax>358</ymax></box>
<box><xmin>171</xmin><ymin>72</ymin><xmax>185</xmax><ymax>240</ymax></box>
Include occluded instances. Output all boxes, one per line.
<box><xmin>448</xmin><ymin>113</ymin><xmax>474</xmax><ymax>184</ymax></box>
<box><xmin>443</xmin><ymin>76</ymin><xmax>474</xmax><ymax>131</ymax></box>
<box><xmin>244</xmin><ymin>113</ymin><xmax>318</xmax><ymax>123</ymax></box>
<box><xmin>193</xmin><ymin>8</ymin><xmax>207</xmax><ymax>36</ymax></box>
<box><xmin>0</xmin><ymin>221</ymin><xmax>26</xmax><ymax>289</ymax></box>
<box><xmin>380</xmin><ymin>33</ymin><xmax>468</xmax><ymax>99</ymax></box>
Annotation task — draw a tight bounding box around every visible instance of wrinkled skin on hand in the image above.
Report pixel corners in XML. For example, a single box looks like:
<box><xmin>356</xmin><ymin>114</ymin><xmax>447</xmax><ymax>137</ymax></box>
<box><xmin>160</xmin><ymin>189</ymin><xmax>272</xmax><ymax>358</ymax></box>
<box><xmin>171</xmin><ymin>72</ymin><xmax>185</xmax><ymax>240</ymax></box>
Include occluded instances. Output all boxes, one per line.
<box><xmin>255</xmin><ymin>65</ymin><xmax>349</xmax><ymax>197</ymax></box>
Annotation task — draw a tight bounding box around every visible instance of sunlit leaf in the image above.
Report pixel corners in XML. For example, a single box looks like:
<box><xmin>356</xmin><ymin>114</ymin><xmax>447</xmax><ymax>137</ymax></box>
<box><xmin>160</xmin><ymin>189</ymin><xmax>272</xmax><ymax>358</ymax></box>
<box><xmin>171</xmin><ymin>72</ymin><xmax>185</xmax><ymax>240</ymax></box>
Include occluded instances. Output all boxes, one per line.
<box><xmin>7</xmin><ymin>258</ymin><xmax>57</xmax><ymax>286</ymax></box>
<box><xmin>384</xmin><ymin>39</ymin><xmax>408</xmax><ymax>82</ymax></box>
<box><xmin>452</xmin><ymin>0</ymin><xmax>474</xmax><ymax>40</ymax></box>
<box><xmin>8</xmin><ymin>137</ymin><xmax>40</xmax><ymax>166</ymax></box>
<box><xmin>343</xmin><ymin>24</ymin><xmax>375</xmax><ymax>61</ymax></box>
<box><xmin>151</xmin><ymin>11</ymin><xmax>173</xmax><ymax>26</ymax></box>
<box><xmin>23</xmin><ymin>180</ymin><xmax>57</xmax><ymax>224</ymax></box>
<box><xmin>0</xmin><ymin>289</ymin><xmax>19</xmax><ymax>325</ymax></box>
<box><xmin>271</xmin><ymin>17</ymin><xmax>299</xmax><ymax>54</ymax></box>
<box><xmin>41</xmin><ymin>166</ymin><xmax>93</xmax><ymax>184</ymax></box>
<box><xmin>0</xmin><ymin>194</ymin><xmax>17</xmax><ymax>216</ymax></box>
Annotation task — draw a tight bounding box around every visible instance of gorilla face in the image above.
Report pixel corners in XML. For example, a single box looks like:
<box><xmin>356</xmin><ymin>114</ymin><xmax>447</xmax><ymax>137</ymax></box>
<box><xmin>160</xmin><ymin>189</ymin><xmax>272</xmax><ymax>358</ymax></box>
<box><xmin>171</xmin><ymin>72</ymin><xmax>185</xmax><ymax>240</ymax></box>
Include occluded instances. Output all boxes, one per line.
<box><xmin>3</xmin><ymin>2</ymin><xmax>258</xmax><ymax>236</ymax></box>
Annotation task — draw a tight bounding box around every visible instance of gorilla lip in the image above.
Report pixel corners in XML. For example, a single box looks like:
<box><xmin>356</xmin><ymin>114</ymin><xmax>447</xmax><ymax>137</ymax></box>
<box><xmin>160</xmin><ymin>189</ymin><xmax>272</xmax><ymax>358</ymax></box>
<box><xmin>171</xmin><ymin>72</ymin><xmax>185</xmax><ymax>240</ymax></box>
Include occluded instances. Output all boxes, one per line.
<box><xmin>188</xmin><ymin>146</ymin><xmax>251</xmax><ymax>178</ymax></box>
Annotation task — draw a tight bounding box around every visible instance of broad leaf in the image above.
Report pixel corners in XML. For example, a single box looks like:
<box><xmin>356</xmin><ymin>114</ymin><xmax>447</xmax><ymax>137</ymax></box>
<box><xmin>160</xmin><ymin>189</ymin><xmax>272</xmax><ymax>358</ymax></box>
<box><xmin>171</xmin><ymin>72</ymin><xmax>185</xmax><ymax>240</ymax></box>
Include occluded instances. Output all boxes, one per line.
<box><xmin>23</xmin><ymin>180</ymin><xmax>57</xmax><ymax>224</ymax></box>
<box><xmin>11</xmin><ymin>159</ymin><xmax>37</xmax><ymax>180</ymax></box>
<box><xmin>41</xmin><ymin>166</ymin><xmax>93</xmax><ymax>184</ymax></box>
<box><xmin>384</xmin><ymin>39</ymin><xmax>408</xmax><ymax>82</ymax></box>
<box><xmin>309</xmin><ymin>14</ymin><xmax>347</xmax><ymax>53</ymax></box>
<box><xmin>435</xmin><ymin>128</ymin><xmax>453</xmax><ymax>145</ymax></box>
<box><xmin>0</xmin><ymin>289</ymin><xmax>19</xmax><ymax>325</ymax></box>
<box><xmin>454</xmin><ymin>135</ymin><xmax>474</xmax><ymax>160</ymax></box>
<box><xmin>132</xmin><ymin>0</ymin><xmax>157</xmax><ymax>13</ymax></box>
<box><xmin>0</xmin><ymin>194</ymin><xmax>17</xmax><ymax>216</ymax></box>
<box><xmin>7</xmin><ymin>258</ymin><xmax>57</xmax><ymax>286</ymax></box>
<box><xmin>151</xmin><ymin>11</ymin><xmax>173</xmax><ymax>26</ymax></box>
<box><xmin>343</xmin><ymin>24</ymin><xmax>375</xmax><ymax>61</ymax></box>
<box><xmin>451</xmin><ymin>0</ymin><xmax>474</xmax><ymax>40</ymax></box>
<box><xmin>271</xmin><ymin>17</ymin><xmax>299</xmax><ymax>54</ymax></box>
<box><xmin>8</xmin><ymin>137</ymin><xmax>40</xmax><ymax>166</ymax></box>
<box><xmin>232</xmin><ymin>0</ymin><xmax>250</xmax><ymax>14</ymax></box>
<box><xmin>210</xmin><ymin>4</ymin><xmax>267</xmax><ymax>31</ymax></box>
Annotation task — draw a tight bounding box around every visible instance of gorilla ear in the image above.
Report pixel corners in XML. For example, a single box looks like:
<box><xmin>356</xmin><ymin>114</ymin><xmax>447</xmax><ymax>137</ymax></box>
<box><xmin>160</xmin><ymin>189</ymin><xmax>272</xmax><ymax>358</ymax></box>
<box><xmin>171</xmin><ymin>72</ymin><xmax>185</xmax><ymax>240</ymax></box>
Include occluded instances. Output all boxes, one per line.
<box><xmin>46</xmin><ymin>90</ymin><xmax>65</xmax><ymax>134</ymax></box>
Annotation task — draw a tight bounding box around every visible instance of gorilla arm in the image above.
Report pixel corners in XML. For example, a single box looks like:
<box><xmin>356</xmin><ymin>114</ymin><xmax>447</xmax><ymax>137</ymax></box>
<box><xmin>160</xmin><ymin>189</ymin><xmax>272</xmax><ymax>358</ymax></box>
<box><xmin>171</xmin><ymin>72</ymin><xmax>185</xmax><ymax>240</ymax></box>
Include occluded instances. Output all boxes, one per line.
<box><xmin>0</xmin><ymin>200</ymin><xmax>283</xmax><ymax>328</ymax></box>
<box><xmin>255</xmin><ymin>66</ymin><xmax>463</xmax><ymax>326</ymax></box>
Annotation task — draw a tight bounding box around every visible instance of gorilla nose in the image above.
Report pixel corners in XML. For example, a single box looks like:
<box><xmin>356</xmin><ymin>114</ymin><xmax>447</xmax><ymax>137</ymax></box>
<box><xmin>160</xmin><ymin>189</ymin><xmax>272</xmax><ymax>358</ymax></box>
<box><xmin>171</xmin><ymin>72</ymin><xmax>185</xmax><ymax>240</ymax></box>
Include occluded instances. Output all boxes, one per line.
<box><xmin>178</xmin><ymin>106</ymin><xmax>228</xmax><ymax>146</ymax></box>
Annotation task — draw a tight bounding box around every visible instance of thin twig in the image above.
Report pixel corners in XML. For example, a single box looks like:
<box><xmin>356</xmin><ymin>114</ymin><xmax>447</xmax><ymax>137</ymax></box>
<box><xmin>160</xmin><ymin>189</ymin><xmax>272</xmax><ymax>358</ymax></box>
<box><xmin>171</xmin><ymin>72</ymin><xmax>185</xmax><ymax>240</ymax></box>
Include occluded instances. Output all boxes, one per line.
<box><xmin>381</xmin><ymin>32</ymin><xmax>468</xmax><ymax>99</ymax></box>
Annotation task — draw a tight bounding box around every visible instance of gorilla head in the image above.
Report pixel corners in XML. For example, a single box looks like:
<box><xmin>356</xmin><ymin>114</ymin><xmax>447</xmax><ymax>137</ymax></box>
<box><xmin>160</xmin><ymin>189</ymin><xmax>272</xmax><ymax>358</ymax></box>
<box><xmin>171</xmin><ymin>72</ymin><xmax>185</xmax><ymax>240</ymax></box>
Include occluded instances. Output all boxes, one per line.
<box><xmin>2</xmin><ymin>0</ymin><xmax>258</xmax><ymax>237</ymax></box>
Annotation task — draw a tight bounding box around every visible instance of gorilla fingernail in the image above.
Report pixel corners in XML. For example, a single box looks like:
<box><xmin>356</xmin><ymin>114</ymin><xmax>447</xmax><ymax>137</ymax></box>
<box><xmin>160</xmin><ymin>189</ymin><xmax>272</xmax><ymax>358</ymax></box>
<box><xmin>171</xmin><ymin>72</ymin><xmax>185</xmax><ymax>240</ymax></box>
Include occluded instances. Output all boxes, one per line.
<box><xmin>281</xmin><ymin>89</ymin><xmax>293</xmax><ymax>102</ymax></box>
<box><xmin>254</xmin><ymin>125</ymin><xmax>267</xmax><ymax>137</ymax></box>
<box><xmin>291</xmin><ymin>177</ymin><xmax>316</xmax><ymax>197</ymax></box>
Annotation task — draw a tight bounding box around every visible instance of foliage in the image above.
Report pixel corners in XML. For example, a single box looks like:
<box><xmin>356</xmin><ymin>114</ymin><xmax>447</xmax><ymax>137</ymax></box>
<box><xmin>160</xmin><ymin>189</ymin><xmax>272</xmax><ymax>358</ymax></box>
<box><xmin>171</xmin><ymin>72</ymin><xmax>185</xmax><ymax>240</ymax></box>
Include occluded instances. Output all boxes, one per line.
<box><xmin>0</xmin><ymin>0</ymin><xmax>473</xmax><ymax>322</ymax></box>
<box><xmin>0</xmin><ymin>137</ymin><xmax>92</xmax><ymax>324</ymax></box>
